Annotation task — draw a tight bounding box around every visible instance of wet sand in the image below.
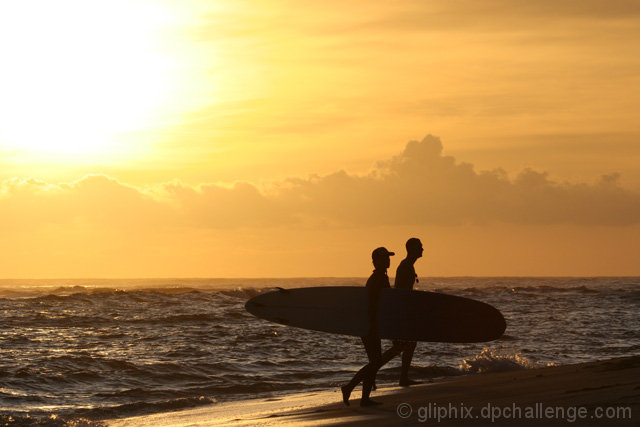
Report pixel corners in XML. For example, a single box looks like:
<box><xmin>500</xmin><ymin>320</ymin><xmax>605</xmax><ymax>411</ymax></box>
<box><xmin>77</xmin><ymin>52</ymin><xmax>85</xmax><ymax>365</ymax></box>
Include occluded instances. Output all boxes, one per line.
<box><xmin>107</xmin><ymin>355</ymin><xmax>639</xmax><ymax>426</ymax></box>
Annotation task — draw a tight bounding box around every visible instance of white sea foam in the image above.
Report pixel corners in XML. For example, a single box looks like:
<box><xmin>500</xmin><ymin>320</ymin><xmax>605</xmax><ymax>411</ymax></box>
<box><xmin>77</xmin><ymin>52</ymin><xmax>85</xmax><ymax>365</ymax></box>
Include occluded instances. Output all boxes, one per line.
<box><xmin>458</xmin><ymin>348</ymin><xmax>556</xmax><ymax>374</ymax></box>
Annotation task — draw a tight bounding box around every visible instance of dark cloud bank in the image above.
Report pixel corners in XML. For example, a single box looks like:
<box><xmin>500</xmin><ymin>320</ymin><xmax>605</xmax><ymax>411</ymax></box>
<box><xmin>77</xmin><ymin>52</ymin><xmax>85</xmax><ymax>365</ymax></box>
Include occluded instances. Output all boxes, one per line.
<box><xmin>2</xmin><ymin>135</ymin><xmax>639</xmax><ymax>229</ymax></box>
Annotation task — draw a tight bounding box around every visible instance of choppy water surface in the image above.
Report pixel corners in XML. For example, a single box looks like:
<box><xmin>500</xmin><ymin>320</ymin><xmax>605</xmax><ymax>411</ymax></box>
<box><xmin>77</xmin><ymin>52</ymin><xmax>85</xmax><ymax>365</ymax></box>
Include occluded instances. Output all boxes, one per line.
<box><xmin>1</xmin><ymin>277</ymin><xmax>639</xmax><ymax>425</ymax></box>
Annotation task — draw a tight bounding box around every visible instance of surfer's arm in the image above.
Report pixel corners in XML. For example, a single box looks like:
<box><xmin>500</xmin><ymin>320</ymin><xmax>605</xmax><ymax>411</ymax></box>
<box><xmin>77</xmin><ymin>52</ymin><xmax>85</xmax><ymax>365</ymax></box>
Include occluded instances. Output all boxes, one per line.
<box><xmin>367</xmin><ymin>286</ymin><xmax>380</xmax><ymax>337</ymax></box>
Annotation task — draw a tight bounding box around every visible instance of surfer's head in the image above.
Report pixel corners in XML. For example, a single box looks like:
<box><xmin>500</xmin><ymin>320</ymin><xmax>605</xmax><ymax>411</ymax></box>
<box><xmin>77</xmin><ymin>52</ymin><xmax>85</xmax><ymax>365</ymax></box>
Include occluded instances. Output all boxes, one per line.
<box><xmin>406</xmin><ymin>238</ymin><xmax>423</xmax><ymax>259</ymax></box>
<box><xmin>372</xmin><ymin>247</ymin><xmax>394</xmax><ymax>270</ymax></box>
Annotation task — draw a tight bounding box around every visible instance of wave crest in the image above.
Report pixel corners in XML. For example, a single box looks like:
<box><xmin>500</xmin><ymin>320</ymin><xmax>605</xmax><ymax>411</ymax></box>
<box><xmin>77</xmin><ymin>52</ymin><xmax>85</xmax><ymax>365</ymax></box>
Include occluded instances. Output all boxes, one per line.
<box><xmin>458</xmin><ymin>348</ymin><xmax>547</xmax><ymax>374</ymax></box>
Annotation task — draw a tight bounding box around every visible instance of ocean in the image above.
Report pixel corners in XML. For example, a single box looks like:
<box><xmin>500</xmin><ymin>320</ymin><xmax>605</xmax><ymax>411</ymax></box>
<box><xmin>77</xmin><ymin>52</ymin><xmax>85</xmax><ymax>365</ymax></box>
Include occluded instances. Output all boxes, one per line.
<box><xmin>1</xmin><ymin>277</ymin><xmax>639</xmax><ymax>425</ymax></box>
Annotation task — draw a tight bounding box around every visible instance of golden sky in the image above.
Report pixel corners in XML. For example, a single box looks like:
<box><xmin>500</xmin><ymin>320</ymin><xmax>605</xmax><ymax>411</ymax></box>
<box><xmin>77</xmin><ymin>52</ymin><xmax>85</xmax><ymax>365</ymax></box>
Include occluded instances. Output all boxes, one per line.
<box><xmin>1</xmin><ymin>1</ymin><xmax>639</xmax><ymax>277</ymax></box>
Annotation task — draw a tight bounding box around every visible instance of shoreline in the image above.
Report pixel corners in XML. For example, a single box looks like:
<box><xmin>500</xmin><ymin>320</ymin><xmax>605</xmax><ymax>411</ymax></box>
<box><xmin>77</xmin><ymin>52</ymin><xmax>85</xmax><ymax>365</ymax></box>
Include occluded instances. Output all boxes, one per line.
<box><xmin>107</xmin><ymin>355</ymin><xmax>639</xmax><ymax>426</ymax></box>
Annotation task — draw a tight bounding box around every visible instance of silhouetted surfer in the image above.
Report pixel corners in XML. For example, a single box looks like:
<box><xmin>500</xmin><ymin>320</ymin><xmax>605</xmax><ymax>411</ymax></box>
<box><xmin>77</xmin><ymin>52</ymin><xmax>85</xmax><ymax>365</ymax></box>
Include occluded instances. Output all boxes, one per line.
<box><xmin>341</xmin><ymin>246</ymin><xmax>394</xmax><ymax>407</ymax></box>
<box><xmin>394</xmin><ymin>237</ymin><xmax>423</xmax><ymax>386</ymax></box>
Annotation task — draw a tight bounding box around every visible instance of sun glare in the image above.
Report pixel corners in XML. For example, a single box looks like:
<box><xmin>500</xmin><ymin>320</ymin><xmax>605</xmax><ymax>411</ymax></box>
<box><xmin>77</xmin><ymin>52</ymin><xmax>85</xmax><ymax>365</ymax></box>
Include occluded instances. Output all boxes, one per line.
<box><xmin>0</xmin><ymin>1</ymin><xmax>177</xmax><ymax>160</ymax></box>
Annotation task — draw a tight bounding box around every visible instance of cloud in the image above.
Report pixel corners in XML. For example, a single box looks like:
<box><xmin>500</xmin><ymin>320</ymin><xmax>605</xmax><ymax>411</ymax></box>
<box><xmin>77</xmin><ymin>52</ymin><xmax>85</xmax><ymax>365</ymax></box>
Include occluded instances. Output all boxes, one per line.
<box><xmin>2</xmin><ymin>135</ymin><xmax>639</xmax><ymax>231</ymax></box>
<box><xmin>273</xmin><ymin>135</ymin><xmax>640</xmax><ymax>226</ymax></box>
<box><xmin>0</xmin><ymin>175</ymin><xmax>171</xmax><ymax>231</ymax></box>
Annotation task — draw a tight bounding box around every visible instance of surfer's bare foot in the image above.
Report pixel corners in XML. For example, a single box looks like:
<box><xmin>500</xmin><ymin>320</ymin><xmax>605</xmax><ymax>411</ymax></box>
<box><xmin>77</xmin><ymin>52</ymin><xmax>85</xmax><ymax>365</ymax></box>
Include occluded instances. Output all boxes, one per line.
<box><xmin>341</xmin><ymin>385</ymin><xmax>351</xmax><ymax>406</ymax></box>
<box><xmin>360</xmin><ymin>398</ymin><xmax>383</xmax><ymax>407</ymax></box>
<box><xmin>399</xmin><ymin>379</ymin><xmax>420</xmax><ymax>387</ymax></box>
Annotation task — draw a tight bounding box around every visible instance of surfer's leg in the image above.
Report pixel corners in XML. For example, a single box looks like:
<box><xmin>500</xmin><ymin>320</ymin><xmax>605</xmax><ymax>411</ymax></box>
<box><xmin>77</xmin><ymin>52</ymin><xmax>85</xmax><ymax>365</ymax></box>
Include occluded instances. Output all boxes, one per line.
<box><xmin>354</xmin><ymin>343</ymin><xmax>403</xmax><ymax>407</ymax></box>
<box><xmin>341</xmin><ymin>384</ymin><xmax>352</xmax><ymax>406</ymax></box>
<box><xmin>361</xmin><ymin>373</ymin><xmax>373</xmax><ymax>400</ymax></box>
<box><xmin>342</xmin><ymin>348</ymin><xmax>377</xmax><ymax>406</ymax></box>
<box><xmin>399</xmin><ymin>341</ymin><xmax>418</xmax><ymax>386</ymax></box>
<box><xmin>380</xmin><ymin>341</ymin><xmax>405</xmax><ymax>366</ymax></box>
<box><xmin>342</xmin><ymin>336</ymin><xmax>383</xmax><ymax>406</ymax></box>
<box><xmin>361</xmin><ymin>335</ymin><xmax>381</xmax><ymax>390</ymax></box>
<box><xmin>360</xmin><ymin>341</ymin><xmax>404</xmax><ymax>399</ymax></box>
<box><xmin>362</xmin><ymin>335</ymin><xmax>381</xmax><ymax>361</ymax></box>
<box><xmin>362</xmin><ymin>335</ymin><xmax>381</xmax><ymax>390</ymax></box>
<box><xmin>342</xmin><ymin>362</ymin><xmax>376</xmax><ymax>406</ymax></box>
<box><xmin>360</xmin><ymin>379</ymin><xmax>382</xmax><ymax>406</ymax></box>
<box><xmin>360</xmin><ymin>364</ymin><xmax>383</xmax><ymax>406</ymax></box>
<box><xmin>341</xmin><ymin>372</ymin><xmax>359</xmax><ymax>406</ymax></box>
<box><xmin>360</xmin><ymin>345</ymin><xmax>395</xmax><ymax>406</ymax></box>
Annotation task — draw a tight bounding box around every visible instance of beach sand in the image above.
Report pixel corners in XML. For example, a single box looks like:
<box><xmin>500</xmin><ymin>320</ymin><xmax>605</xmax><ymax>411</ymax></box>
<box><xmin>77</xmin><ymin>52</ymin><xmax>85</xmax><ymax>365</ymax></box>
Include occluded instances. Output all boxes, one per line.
<box><xmin>107</xmin><ymin>355</ymin><xmax>639</xmax><ymax>426</ymax></box>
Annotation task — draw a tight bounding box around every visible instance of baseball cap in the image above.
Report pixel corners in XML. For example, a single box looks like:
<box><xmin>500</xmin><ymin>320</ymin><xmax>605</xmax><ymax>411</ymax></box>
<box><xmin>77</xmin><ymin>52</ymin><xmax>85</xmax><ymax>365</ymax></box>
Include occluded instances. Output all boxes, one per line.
<box><xmin>371</xmin><ymin>247</ymin><xmax>395</xmax><ymax>260</ymax></box>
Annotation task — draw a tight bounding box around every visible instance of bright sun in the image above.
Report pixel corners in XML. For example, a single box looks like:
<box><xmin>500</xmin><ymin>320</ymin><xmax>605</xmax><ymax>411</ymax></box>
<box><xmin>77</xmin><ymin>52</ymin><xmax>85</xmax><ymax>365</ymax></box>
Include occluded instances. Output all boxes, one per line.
<box><xmin>0</xmin><ymin>1</ymin><xmax>177</xmax><ymax>160</ymax></box>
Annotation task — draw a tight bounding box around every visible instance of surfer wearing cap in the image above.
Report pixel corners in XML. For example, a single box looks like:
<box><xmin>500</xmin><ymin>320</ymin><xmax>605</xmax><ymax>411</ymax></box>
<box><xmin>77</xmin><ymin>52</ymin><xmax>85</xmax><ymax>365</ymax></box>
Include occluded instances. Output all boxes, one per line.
<box><xmin>341</xmin><ymin>246</ymin><xmax>395</xmax><ymax>407</ymax></box>
<box><xmin>394</xmin><ymin>237</ymin><xmax>424</xmax><ymax>386</ymax></box>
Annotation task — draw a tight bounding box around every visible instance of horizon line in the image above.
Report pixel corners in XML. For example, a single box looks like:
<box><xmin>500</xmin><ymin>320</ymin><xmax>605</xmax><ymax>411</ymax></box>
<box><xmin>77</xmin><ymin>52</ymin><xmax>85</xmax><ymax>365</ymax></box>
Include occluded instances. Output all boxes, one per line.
<box><xmin>1</xmin><ymin>275</ymin><xmax>639</xmax><ymax>281</ymax></box>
